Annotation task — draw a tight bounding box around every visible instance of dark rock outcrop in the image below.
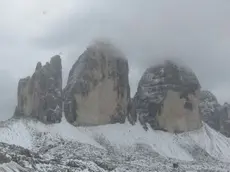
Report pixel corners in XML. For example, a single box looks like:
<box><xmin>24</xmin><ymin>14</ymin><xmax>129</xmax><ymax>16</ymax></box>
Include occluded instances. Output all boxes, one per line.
<box><xmin>220</xmin><ymin>103</ymin><xmax>230</xmax><ymax>137</ymax></box>
<box><xmin>199</xmin><ymin>90</ymin><xmax>221</xmax><ymax>130</ymax></box>
<box><xmin>199</xmin><ymin>90</ymin><xmax>230</xmax><ymax>137</ymax></box>
<box><xmin>14</xmin><ymin>55</ymin><xmax>62</xmax><ymax>124</ymax></box>
<box><xmin>129</xmin><ymin>60</ymin><xmax>202</xmax><ymax>132</ymax></box>
<box><xmin>64</xmin><ymin>41</ymin><xmax>130</xmax><ymax>126</ymax></box>
<box><xmin>0</xmin><ymin>152</ymin><xmax>10</xmax><ymax>164</ymax></box>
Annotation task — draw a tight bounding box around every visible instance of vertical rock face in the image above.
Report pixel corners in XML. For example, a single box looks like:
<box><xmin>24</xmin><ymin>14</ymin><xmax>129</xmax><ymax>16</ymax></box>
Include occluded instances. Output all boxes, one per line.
<box><xmin>64</xmin><ymin>41</ymin><xmax>130</xmax><ymax>126</ymax></box>
<box><xmin>14</xmin><ymin>55</ymin><xmax>62</xmax><ymax>124</ymax></box>
<box><xmin>199</xmin><ymin>90</ymin><xmax>230</xmax><ymax>137</ymax></box>
<box><xmin>220</xmin><ymin>103</ymin><xmax>230</xmax><ymax>137</ymax></box>
<box><xmin>129</xmin><ymin>60</ymin><xmax>202</xmax><ymax>133</ymax></box>
<box><xmin>199</xmin><ymin>90</ymin><xmax>221</xmax><ymax>130</ymax></box>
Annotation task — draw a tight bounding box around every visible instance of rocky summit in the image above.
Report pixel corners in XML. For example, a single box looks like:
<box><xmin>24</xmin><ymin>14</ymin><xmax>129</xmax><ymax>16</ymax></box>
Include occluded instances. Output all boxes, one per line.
<box><xmin>129</xmin><ymin>60</ymin><xmax>202</xmax><ymax>133</ymax></box>
<box><xmin>64</xmin><ymin>41</ymin><xmax>130</xmax><ymax>126</ymax></box>
<box><xmin>199</xmin><ymin>90</ymin><xmax>230</xmax><ymax>137</ymax></box>
<box><xmin>14</xmin><ymin>55</ymin><xmax>62</xmax><ymax>124</ymax></box>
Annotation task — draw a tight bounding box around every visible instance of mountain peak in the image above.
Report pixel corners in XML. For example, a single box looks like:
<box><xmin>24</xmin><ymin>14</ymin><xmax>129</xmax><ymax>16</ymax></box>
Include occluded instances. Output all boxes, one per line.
<box><xmin>87</xmin><ymin>39</ymin><xmax>126</xmax><ymax>60</ymax></box>
<box><xmin>64</xmin><ymin>41</ymin><xmax>130</xmax><ymax>126</ymax></box>
<box><xmin>14</xmin><ymin>55</ymin><xmax>62</xmax><ymax>124</ymax></box>
<box><xmin>129</xmin><ymin>59</ymin><xmax>202</xmax><ymax>132</ymax></box>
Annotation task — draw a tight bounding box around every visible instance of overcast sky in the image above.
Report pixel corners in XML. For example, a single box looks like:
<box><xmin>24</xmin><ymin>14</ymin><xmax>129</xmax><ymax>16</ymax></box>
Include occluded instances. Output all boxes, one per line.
<box><xmin>0</xmin><ymin>0</ymin><xmax>230</xmax><ymax>120</ymax></box>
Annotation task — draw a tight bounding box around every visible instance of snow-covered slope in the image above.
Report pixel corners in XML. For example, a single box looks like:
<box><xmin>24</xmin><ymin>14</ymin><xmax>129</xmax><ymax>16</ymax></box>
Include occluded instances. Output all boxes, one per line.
<box><xmin>1</xmin><ymin>117</ymin><xmax>230</xmax><ymax>171</ymax></box>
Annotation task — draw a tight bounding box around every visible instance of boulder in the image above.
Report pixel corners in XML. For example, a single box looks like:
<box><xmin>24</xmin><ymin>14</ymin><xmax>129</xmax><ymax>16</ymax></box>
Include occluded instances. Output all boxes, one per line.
<box><xmin>64</xmin><ymin>41</ymin><xmax>130</xmax><ymax>126</ymax></box>
<box><xmin>129</xmin><ymin>60</ymin><xmax>202</xmax><ymax>132</ymax></box>
<box><xmin>14</xmin><ymin>55</ymin><xmax>62</xmax><ymax>124</ymax></box>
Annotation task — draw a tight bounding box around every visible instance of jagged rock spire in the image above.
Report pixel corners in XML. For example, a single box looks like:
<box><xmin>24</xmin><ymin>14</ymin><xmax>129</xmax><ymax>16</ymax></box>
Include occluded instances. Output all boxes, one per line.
<box><xmin>64</xmin><ymin>41</ymin><xmax>130</xmax><ymax>126</ymax></box>
<box><xmin>14</xmin><ymin>55</ymin><xmax>62</xmax><ymax>124</ymax></box>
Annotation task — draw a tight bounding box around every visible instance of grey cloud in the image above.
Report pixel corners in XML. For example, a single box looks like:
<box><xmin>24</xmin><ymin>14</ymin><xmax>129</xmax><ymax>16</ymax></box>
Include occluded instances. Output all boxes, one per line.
<box><xmin>5</xmin><ymin>0</ymin><xmax>227</xmax><ymax>107</ymax></box>
<box><xmin>0</xmin><ymin>29</ymin><xmax>61</xmax><ymax>121</ymax></box>
<box><xmin>34</xmin><ymin>0</ymin><xmax>230</xmax><ymax>102</ymax></box>
<box><xmin>0</xmin><ymin>0</ymin><xmax>80</xmax><ymax>121</ymax></box>
<box><xmin>0</xmin><ymin>0</ymin><xmax>229</xmax><ymax>120</ymax></box>
<box><xmin>0</xmin><ymin>71</ymin><xmax>17</xmax><ymax>121</ymax></box>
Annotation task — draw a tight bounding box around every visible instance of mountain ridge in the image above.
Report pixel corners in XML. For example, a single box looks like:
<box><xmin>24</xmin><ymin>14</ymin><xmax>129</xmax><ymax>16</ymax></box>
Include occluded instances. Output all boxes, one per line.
<box><xmin>2</xmin><ymin>40</ymin><xmax>230</xmax><ymax>171</ymax></box>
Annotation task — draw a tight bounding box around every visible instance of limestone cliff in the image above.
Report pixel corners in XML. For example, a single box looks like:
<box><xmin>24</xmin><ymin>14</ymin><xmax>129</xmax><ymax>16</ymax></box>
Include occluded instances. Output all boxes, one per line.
<box><xmin>14</xmin><ymin>55</ymin><xmax>62</xmax><ymax>124</ymax></box>
<box><xmin>220</xmin><ymin>103</ymin><xmax>230</xmax><ymax>137</ymax></box>
<box><xmin>129</xmin><ymin>60</ymin><xmax>202</xmax><ymax>132</ymax></box>
<box><xmin>64</xmin><ymin>41</ymin><xmax>130</xmax><ymax>126</ymax></box>
<box><xmin>199</xmin><ymin>90</ymin><xmax>221</xmax><ymax>130</ymax></box>
<box><xmin>199</xmin><ymin>90</ymin><xmax>230</xmax><ymax>137</ymax></box>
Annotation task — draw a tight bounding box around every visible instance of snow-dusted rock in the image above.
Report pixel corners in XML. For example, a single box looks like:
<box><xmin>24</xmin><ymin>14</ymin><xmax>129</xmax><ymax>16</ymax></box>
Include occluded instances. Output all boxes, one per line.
<box><xmin>129</xmin><ymin>60</ymin><xmax>202</xmax><ymax>133</ymax></box>
<box><xmin>199</xmin><ymin>90</ymin><xmax>221</xmax><ymax>131</ymax></box>
<box><xmin>199</xmin><ymin>90</ymin><xmax>230</xmax><ymax>137</ymax></box>
<box><xmin>1</xmin><ymin>118</ymin><xmax>230</xmax><ymax>171</ymax></box>
<box><xmin>64</xmin><ymin>41</ymin><xmax>130</xmax><ymax>126</ymax></box>
<box><xmin>220</xmin><ymin>103</ymin><xmax>230</xmax><ymax>137</ymax></box>
<box><xmin>14</xmin><ymin>55</ymin><xmax>62</xmax><ymax>124</ymax></box>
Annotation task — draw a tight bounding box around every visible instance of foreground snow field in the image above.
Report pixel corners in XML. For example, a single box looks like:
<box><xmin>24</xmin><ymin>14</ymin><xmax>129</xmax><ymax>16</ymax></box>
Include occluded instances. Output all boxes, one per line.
<box><xmin>0</xmin><ymin>117</ymin><xmax>230</xmax><ymax>171</ymax></box>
